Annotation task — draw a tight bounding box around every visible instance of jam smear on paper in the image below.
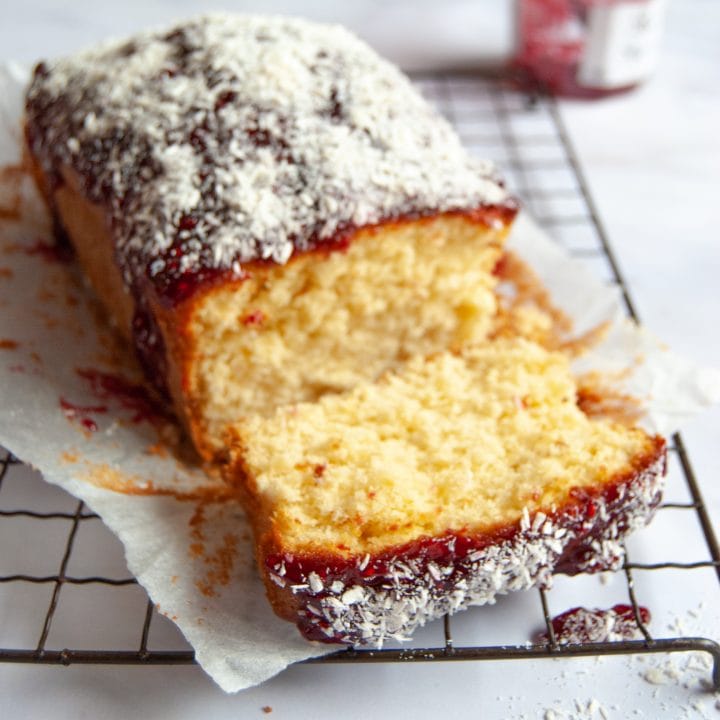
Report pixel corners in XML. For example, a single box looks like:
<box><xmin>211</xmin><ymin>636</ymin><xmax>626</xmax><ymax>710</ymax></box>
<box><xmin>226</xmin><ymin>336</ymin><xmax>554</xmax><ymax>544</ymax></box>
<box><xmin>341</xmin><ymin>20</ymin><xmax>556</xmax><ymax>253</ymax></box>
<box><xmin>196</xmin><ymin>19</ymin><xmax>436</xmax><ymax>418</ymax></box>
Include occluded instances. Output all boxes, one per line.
<box><xmin>59</xmin><ymin>397</ymin><xmax>108</xmax><ymax>433</ymax></box>
<box><xmin>25</xmin><ymin>238</ymin><xmax>73</xmax><ymax>264</ymax></box>
<box><xmin>76</xmin><ymin>367</ymin><xmax>165</xmax><ymax>425</ymax></box>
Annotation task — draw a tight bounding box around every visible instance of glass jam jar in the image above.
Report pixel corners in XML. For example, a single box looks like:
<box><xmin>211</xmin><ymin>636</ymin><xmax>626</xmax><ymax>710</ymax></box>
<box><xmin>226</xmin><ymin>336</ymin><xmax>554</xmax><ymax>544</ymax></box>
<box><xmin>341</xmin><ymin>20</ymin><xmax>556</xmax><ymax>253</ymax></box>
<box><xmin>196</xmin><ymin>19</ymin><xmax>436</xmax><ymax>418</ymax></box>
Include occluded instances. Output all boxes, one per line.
<box><xmin>513</xmin><ymin>0</ymin><xmax>667</xmax><ymax>98</ymax></box>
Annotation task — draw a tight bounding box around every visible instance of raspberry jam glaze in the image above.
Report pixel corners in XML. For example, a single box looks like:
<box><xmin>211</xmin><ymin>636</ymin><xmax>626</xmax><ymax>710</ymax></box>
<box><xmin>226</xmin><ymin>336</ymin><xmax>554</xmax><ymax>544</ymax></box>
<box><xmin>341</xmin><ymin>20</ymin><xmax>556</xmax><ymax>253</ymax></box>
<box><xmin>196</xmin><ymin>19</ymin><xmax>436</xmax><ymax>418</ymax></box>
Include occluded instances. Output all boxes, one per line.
<box><xmin>541</xmin><ymin>604</ymin><xmax>651</xmax><ymax>644</ymax></box>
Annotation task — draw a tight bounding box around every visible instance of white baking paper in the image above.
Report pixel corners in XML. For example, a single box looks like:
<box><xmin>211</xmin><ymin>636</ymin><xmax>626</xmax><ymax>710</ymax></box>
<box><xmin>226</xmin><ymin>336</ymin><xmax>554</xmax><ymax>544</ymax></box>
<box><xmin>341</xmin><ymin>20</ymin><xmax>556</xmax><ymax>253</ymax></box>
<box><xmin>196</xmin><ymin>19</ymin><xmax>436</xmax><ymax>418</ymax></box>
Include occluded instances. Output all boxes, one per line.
<box><xmin>1</xmin><ymin>63</ymin><xmax>718</xmax><ymax>693</ymax></box>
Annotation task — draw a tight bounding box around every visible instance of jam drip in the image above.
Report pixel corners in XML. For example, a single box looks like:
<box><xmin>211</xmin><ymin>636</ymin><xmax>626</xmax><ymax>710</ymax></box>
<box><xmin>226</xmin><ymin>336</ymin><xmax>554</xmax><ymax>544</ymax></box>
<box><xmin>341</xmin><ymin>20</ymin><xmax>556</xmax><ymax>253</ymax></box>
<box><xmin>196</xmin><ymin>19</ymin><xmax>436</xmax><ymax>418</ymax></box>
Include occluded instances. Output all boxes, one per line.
<box><xmin>76</xmin><ymin>367</ymin><xmax>166</xmax><ymax>424</ymax></box>
<box><xmin>540</xmin><ymin>604</ymin><xmax>651</xmax><ymax>645</ymax></box>
<box><xmin>131</xmin><ymin>297</ymin><xmax>171</xmax><ymax>401</ymax></box>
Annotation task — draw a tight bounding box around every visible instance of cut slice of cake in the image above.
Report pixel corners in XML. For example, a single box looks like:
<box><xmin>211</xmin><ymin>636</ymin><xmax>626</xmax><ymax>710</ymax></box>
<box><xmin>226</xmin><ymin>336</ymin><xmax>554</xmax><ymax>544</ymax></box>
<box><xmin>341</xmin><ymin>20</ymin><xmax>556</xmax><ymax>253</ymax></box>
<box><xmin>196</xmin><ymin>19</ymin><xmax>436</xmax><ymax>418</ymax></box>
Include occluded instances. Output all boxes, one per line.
<box><xmin>224</xmin><ymin>338</ymin><xmax>666</xmax><ymax>646</ymax></box>
<box><xmin>24</xmin><ymin>14</ymin><xmax>516</xmax><ymax>459</ymax></box>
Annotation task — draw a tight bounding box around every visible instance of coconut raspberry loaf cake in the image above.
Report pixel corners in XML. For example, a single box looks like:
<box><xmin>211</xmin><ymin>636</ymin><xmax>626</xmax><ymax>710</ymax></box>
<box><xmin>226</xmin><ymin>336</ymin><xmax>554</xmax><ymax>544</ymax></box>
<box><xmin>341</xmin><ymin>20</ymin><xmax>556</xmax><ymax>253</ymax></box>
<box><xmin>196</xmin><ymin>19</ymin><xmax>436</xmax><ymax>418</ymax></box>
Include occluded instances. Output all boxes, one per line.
<box><xmin>24</xmin><ymin>14</ymin><xmax>517</xmax><ymax>458</ymax></box>
<box><xmin>225</xmin><ymin>338</ymin><xmax>666</xmax><ymax>646</ymax></box>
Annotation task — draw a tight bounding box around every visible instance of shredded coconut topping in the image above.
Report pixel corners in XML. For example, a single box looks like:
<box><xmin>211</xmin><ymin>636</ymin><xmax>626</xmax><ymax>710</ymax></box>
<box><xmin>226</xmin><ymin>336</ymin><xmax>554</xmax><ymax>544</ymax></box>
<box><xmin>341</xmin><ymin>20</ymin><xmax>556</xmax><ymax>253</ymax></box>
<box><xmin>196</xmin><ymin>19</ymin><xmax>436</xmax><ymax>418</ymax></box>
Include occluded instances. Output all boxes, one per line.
<box><xmin>25</xmin><ymin>14</ymin><xmax>512</xmax><ymax>301</ymax></box>
<box><xmin>283</xmin><ymin>453</ymin><xmax>665</xmax><ymax>646</ymax></box>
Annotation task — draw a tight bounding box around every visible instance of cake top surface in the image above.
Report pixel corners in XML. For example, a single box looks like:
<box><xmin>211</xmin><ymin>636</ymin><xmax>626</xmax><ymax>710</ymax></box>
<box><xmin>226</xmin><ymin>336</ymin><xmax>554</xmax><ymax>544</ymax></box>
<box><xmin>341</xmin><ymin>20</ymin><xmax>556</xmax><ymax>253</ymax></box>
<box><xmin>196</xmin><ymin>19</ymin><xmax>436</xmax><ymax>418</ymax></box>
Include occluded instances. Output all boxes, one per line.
<box><xmin>26</xmin><ymin>14</ymin><xmax>514</xmax><ymax>304</ymax></box>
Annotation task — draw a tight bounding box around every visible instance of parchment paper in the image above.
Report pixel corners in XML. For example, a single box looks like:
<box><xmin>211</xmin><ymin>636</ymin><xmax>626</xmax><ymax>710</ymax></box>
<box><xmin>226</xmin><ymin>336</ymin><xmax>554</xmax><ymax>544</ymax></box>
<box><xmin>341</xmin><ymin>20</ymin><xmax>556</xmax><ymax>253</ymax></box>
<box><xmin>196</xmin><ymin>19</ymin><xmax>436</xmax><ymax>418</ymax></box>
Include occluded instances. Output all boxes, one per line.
<box><xmin>1</xmin><ymin>63</ymin><xmax>718</xmax><ymax>693</ymax></box>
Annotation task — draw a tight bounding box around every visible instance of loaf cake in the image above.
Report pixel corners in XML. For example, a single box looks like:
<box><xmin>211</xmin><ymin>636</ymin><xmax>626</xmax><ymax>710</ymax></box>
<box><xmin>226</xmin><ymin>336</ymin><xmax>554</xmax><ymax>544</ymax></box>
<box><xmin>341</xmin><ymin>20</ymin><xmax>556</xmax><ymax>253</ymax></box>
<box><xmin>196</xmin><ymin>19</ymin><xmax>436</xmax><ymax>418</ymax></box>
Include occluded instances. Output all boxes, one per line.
<box><xmin>24</xmin><ymin>14</ymin><xmax>517</xmax><ymax>458</ymax></box>
<box><xmin>224</xmin><ymin>338</ymin><xmax>666</xmax><ymax>646</ymax></box>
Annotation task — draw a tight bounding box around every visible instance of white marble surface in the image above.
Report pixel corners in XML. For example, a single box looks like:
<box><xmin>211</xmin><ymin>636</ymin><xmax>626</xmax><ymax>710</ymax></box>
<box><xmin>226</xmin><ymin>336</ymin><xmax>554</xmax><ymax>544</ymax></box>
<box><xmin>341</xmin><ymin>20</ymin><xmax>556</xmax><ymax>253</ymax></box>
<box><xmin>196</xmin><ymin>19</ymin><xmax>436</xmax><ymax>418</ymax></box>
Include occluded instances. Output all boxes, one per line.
<box><xmin>1</xmin><ymin>1</ymin><xmax>718</xmax><ymax>718</ymax></box>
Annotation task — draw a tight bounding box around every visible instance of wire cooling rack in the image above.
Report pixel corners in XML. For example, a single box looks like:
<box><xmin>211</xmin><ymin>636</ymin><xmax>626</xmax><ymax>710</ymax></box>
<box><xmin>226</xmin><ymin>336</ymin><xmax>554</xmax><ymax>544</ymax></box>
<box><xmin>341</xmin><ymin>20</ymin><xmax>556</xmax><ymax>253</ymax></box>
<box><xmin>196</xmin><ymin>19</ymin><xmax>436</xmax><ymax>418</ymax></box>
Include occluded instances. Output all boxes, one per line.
<box><xmin>1</xmin><ymin>73</ymin><xmax>718</xmax><ymax>690</ymax></box>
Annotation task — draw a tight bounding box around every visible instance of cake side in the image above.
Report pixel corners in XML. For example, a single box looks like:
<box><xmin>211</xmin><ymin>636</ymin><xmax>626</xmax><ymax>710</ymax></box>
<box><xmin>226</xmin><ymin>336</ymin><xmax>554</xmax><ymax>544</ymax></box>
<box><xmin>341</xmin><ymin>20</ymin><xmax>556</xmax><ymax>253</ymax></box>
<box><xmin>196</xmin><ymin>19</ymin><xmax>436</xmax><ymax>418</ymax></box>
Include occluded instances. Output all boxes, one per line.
<box><xmin>224</xmin><ymin>339</ymin><xmax>667</xmax><ymax>645</ymax></box>
<box><xmin>30</xmin><ymin>156</ymin><xmax>513</xmax><ymax>456</ymax></box>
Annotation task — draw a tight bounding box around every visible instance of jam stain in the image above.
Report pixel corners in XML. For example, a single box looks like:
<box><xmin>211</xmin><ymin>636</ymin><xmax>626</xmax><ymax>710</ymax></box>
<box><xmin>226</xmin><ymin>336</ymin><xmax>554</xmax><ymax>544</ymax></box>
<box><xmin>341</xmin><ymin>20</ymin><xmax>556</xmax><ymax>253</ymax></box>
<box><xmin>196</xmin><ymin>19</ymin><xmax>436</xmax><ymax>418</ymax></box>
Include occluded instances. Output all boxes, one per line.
<box><xmin>59</xmin><ymin>397</ymin><xmax>108</xmax><ymax>433</ymax></box>
<box><xmin>539</xmin><ymin>604</ymin><xmax>651</xmax><ymax>645</ymax></box>
<box><xmin>76</xmin><ymin>367</ymin><xmax>165</xmax><ymax>424</ymax></box>
<box><xmin>24</xmin><ymin>238</ymin><xmax>73</xmax><ymax>264</ymax></box>
<box><xmin>59</xmin><ymin>368</ymin><xmax>171</xmax><ymax>437</ymax></box>
<box><xmin>131</xmin><ymin>299</ymin><xmax>171</xmax><ymax>400</ymax></box>
<box><xmin>242</xmin><ymin>310</ymin><xmax>265</xmax><ymax>327</ymax></box>
<box><xmin>492</xmin><ymin>249</ymin><xmax>610</xmax><ymax>359</ymax></box>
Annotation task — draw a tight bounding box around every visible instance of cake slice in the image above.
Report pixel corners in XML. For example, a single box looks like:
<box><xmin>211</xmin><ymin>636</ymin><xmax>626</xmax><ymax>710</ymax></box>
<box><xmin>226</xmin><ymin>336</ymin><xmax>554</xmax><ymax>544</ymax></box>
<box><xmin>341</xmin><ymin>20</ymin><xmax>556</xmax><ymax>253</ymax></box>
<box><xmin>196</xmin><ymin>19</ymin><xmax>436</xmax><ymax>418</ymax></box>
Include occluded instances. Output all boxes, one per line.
<box><xmin>224</xmin><ymin>338</ymin><xmax>666</xmax><ymax>645</ymax></box>
<box><xmin>24</xmin><ymin>14</ymin><xmax>516</xmax><ymax>459</ymax></box>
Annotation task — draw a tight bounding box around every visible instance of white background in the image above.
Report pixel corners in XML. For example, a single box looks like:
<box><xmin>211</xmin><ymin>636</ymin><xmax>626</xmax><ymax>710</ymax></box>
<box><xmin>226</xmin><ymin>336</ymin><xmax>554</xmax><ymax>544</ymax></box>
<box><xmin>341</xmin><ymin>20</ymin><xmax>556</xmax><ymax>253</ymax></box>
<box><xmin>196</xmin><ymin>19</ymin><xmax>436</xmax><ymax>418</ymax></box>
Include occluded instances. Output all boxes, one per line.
<box><xmin>1</xmin><ymin>1</ymin><xmax>718</xmax><ymax>717</ymax></box>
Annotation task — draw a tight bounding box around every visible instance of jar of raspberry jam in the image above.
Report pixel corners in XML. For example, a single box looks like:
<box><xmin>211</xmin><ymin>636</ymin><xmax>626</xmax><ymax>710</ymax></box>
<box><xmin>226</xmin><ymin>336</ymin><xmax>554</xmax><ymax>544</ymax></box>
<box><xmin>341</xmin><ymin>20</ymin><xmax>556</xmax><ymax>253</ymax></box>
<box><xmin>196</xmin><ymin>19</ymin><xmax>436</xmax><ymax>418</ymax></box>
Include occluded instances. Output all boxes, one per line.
<box><xmin>513</xmin><ymin>0</ymin><xmax>667</xmax><ymax>98</ymax></box>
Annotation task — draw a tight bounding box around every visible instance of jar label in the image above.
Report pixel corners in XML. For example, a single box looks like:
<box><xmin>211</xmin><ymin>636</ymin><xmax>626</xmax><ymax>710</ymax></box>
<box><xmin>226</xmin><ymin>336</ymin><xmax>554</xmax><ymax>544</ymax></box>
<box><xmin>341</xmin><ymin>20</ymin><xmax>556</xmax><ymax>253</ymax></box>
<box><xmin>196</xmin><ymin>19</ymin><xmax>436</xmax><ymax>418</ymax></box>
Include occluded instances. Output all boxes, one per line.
<box><xmin>578</xmin><ymin>0</ymin><xmax>666</xmax><ymax>89</ymax></box>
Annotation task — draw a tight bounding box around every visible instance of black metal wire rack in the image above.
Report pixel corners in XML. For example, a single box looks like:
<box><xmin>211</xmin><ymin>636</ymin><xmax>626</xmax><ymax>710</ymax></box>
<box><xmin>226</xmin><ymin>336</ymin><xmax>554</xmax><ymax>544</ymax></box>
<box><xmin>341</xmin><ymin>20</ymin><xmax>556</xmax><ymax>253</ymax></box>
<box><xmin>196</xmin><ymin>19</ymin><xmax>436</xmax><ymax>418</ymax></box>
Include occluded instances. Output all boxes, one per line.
<box><xmin>1</xmin><ymin>73</ymin><xmax>718</xmax><ymax>691</ymax></box>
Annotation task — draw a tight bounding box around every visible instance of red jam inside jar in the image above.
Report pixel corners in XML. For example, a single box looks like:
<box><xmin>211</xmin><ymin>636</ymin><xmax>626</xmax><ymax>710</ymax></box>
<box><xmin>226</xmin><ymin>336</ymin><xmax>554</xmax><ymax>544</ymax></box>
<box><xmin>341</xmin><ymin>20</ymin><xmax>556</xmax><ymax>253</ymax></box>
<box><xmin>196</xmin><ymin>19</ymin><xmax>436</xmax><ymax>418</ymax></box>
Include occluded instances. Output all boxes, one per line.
<box><xmin>513</xmin><ymin>0</ymin><xmax>666</xmax><ymax>99</ymax></box>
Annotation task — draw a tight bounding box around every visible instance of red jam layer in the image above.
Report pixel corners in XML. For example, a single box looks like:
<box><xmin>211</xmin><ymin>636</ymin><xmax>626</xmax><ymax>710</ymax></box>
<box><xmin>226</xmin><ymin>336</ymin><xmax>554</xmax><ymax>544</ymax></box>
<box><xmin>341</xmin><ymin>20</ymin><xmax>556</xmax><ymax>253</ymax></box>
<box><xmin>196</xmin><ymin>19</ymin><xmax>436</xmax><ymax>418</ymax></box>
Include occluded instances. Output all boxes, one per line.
<box><xmin>541</xmin><ymin>604</ymin><xmax>651</xmax><ymax>645</ymax></box>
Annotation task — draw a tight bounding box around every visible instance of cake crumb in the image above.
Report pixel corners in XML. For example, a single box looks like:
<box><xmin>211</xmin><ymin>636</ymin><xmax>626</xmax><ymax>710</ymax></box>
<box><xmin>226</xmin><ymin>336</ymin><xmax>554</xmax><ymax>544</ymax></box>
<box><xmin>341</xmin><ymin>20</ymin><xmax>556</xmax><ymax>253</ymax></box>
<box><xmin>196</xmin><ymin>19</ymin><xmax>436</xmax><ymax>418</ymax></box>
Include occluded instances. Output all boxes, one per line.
<box><xmin>261</xmin><ymin>706</ymin><xmax>272</xmax><ymax>714</ymax></box>
<box><xmin>642</xmin><ymin>667</ymin><xmax>670</xmax><ymax>685</ymax></box>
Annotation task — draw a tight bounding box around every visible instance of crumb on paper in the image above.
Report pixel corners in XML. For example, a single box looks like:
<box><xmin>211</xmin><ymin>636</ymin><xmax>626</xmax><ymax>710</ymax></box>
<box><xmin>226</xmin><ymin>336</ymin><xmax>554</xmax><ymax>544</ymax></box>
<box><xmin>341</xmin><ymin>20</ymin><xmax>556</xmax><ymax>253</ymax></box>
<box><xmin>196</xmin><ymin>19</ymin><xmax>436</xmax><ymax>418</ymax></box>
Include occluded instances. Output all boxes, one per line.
<box><xmin>261</xmin><ymin>706</ymin><xmax>272</xmax><ymax>714</ymax></box>
<box><xmin>576</xmin><ymin>371</ymin><xmax>646</xmax><ymax>426</ymax></box>
<box><xmin>642</xmin><ymin>667</ymin><xmax>670</xmax><ymax>686</ymax></box>
<box><xmin>194</xmin><ymin>532</ymin><xmax>240</xmax><ymax>598</ymax></box>
<box><xmin>492</xmin><ymin>250</ymin><xmax>610</xmax><ymax>359</ymax></box>
<box><xmin>59</xmin><ymin>450</ymin><xmax>79</xmax><ymax>464</ymax></box>
<box><xmin>145</xmin><ymin>441</ymin><xmax>169</xmax><ymax>458</ymax></box>
<box><xmin>0</xmin><ymin>164</ymin><xmax>25</xmax><ymax>219</ymax></box>
<box><xmin>78</xmin><ymin>459</ymin><xmax>231</xmax><ymax>501</ymax></box>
